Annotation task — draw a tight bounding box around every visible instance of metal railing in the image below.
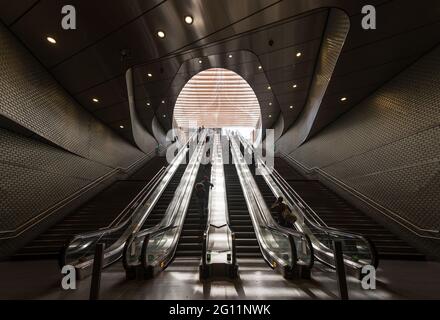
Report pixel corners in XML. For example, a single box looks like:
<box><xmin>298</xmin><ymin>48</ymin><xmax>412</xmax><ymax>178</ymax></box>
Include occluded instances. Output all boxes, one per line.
<box><xmin>59</xmin><ymin>166</ymin><xmax>166</xmax><ymax>268</ymax></box>
<box><xmin>279</xmin><ymin>151</ymin><xmax>440</xmax><ymax>239</ymax></box>
<box><xmin>0</xmin><ymin>149</ymin><xmax>157</xmax><ymax>240</ymax></box>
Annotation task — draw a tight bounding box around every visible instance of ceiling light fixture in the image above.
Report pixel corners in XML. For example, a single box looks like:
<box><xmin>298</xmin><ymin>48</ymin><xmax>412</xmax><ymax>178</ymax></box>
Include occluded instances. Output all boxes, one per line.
<box><xmin>267</xmin><ymin>86</ymin><xmax>271</xmax><ymax>90</ymax></box>
<box><xmin>296</xmin><ymin>52</ymin><xmax>302</xmax><ymax>57</ymax></box>
<box><xmin>290</xmin><ymin>105</ymin><xmax>293</xmax><ymax>109</ymax></box>
<box><xmin>293</xmin><ymin>84</ymin><xmax>298</xmax><ymax>88</ymax></box>
<box><xmin>269</xmin><ymin>102</ymin><xmax>272</xmax><ymax>106</ymax></box>
<box><xmin>157</xmin><ymin>30</ymin><xmax>166</xmax><ymax>38</ymax></box>
<box><xmin>258</xmin><ymin>65</ymin><xmax>262</xmax><ymax>70</ymax></box>
<box><xmin>163</xmin><ymin>114</ymin><xmax>166</xmax><ymax>118</ymax></box>
<box><xmin>120</xmin><ymin>125</ymin><xmax>124</xmax><ymax>129</ymax></box>
<box><xmin>184</xmin><ymin>15</ymin><xmax>193</xmax><ymax>24</ymax></box>
<box><xmin>46</xmin><ymin>36</ymin><xmax>57</xmax><ymax>44</ymax></box>
<box><xmin>269</xmin><ymin>115</ymin><xmax>272</xmax><ymax>118</ymax></box>
<box><xmin>161</xmin><ymin>100</ymin><xmax>165</xmax><ymax>104</ymax></box>
<box><xmin>340</xmin><ymin>97</ymin><xmax>347</xmax><ymax>102</ymax></box>
<box><xmin>198</xmin><ymin>60</ymin><xmax>202</xmax><ymax>64</ymax></box>
<box><xmin>92</xmin><ymin>98</ymin><xmax>99</xmax><ymax>103</ymax></box>
<box><xmin>147</xmin><ymin>73</ymin><xmax>153</xmax><ymax>78</ymax></box>
<box><xmin>228</xmin><ymin>54</ymin><xmax>233</xmax><ymax>58</ymax></box>
<box><xmin>147</xmin><ymin>102</ymin><xmax>150</xmax><ymax>106</ymax></box>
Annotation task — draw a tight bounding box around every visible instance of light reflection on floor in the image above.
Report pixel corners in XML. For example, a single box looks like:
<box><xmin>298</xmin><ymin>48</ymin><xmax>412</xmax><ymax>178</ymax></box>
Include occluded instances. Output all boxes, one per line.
<box><xmin>1</xmin><ymin>257</ymin><xmax>440</xmax><ymax>299</ymax></box>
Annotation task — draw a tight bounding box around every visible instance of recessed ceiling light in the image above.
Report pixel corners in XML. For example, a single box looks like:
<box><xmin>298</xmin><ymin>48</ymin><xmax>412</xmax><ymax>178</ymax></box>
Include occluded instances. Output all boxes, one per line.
<box><xmin>46</xmin><ymin>36</ymin><xmax>57</xmax><ymax>44</ymax></box>
<box><xmin>147</xmin><ymin>73</ymin><xmax>153</xmax><ymax>78</ymax></box>
<box><xmin>184</xmin><ymin>15</ymin><xmax>193</xmax><ymax>24</ymax></box>
<box><xmin>269</xmin><ymin>102</ymin><xmax>272</xmax><ymax>106</ymax></box>
<box><xmin>120</xmin><ymin>125</ymin><xmax>124</xmax><ymax>129</ymax></box>
<box><xmin>92</xmin><ymin>98</ymin><xmax>99</xmax><ymax>103</ymax></box>
<box><xmin>147</xmin><ymin>102</ymin><xmax>150</xmax><ymax>106</ymax></box>
<box><xmin>269</xmin><ymin>114</ymin><xmax>272</xmax><ymax>118</ymax></box>
<box><xmin>258</xmin><ymin>65</ymin><xmax>262</xmax><ymax>70</ymax></box>
<box><xmin>163</xmin><ymin>114</ymin><xmax>166</xmax><ymax>118</ymax></box>
<box><xmin>157</xmin><ymin>30</ymin><xmax>166</xmax><ymax>38</ymax></box>
<box><xmin>293</xmin><ymin>84</ymin><xmax>298</xmax><ymax>88</ymax></box>
<box><xmin>296</xmin><ymin>52</ymin><xmax>302</xmax><ymax>57</ymax></box>
<box><xmin>340</xmin><ymin>97</ymin><xmax>347</xmax><ymax>102</ymax></box>
<box><xmin>228</xmin><ymin>54</ymin><xmax>233</xmax><ymax>58</ymax></box>
<box><xmin>289</xmin><ymin>105</ymin><xmax>293</xmax><ymax>109</ymax></box>
<box><xmin>267</xmin><ymin>86</ymin><xmax>271</xmax><ymax>90</ymax></box>
<box><xmin>161</xmin><ymin>100</ymin><xmax>165</xmax><ymax>104</ymax></box>
<box><xmin>198</xmin><ymin>60</ymin><xmax>202</xmax><ymax>64</ymax></box>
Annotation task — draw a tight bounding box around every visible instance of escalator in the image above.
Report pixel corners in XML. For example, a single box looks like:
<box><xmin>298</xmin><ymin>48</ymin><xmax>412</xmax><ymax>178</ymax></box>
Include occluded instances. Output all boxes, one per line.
<box><xmin>224</xmin><ymin>164</ymin><xmax>262</xmax><ymax>259</ymax></box>
<box><xmin>174</xmin><ymin>165</ymin><xmax>210</xmax><ymax>258</ymax></box>
<box><xmin>13</xmin><ymin>156</ymin><xmax>168</xmax><ymax>260</ymax></box>
<box><xmin>274</xmin><ymin>157</ymin><xmax>425</xmax><ymax>261</ymax></box>
<box><xmin>140</xmin><ymin>165</ymin><xmax>187</xmax><ymax>231</ymax></box>
<box><xmin>123</xmin><ymin>131</ymin><xmax>208</xmax><ymax>278</ymax></box>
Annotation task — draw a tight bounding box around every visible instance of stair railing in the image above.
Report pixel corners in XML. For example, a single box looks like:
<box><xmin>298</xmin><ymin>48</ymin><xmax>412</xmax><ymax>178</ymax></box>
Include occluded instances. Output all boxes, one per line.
<box><xmin>279</xmin><ymin>151</ymin><xmax>440</xmax><ymax>240</ymax></box>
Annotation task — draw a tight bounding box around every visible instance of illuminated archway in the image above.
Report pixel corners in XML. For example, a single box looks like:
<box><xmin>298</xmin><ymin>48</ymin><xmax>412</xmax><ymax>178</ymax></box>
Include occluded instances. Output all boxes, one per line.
<box><xmin>173</xmin><ymin>68</ymin><xmax>261</xmax><ymax>140</ymax></box>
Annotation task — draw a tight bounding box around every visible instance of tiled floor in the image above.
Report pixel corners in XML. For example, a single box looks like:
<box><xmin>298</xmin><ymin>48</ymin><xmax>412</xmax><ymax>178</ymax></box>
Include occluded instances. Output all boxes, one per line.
<box><xmin>1</xmin><ymin>257</ymin><xmax>439</xmax><ymax>300</ymax></box>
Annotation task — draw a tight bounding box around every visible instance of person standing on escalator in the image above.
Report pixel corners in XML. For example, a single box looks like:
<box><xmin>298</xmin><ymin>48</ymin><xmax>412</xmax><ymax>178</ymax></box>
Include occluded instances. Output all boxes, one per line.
<box><xmin>271</xmin><ymin>197</ymin><xmax>297</xmax><ymax>227</ymax></box>
<box><xmin>195</xmin><ymin>182</ymin><xmax>206</xmax><ymax>222</ymax></box>
<box><xmin>201</xmin><ymin>176</ymin><xmax>214</xmax><ymax>210</ymax></box>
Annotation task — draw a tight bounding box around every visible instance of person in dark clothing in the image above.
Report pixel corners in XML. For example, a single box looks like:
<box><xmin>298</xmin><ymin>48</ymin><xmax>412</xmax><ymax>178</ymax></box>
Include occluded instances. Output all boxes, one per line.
<box><xmin>195</xmin><ymin>182</ymin><xmax>206</xmax><ymax>220</ymax></box>
<box><xmin>201</xmin><ymin>176</ymin><xmax>214</xmax><ymax>209</ymax></box>
<box><xmin>270</xmin><ymin>197</ymin><xmax>296</xmax><ymax>227</ymax></box>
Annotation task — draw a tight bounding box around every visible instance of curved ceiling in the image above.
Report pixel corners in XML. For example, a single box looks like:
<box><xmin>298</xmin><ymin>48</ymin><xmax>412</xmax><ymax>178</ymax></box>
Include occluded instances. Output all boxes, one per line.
<box><xmin>1</xmin><ymin>1</ymin><xmax>439</xmax><ymax>146</ymax></box>
<box><xmin>173</xmin><ymin>68</ymin><xmax>261</xmax><ymax>128</ymax></box>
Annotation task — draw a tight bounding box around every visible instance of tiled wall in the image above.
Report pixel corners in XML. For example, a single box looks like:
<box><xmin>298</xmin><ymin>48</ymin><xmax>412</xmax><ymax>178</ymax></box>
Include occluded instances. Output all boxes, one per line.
<box><xmin>0</xmin><ymin>23</ymin><xmax>155</xmax><ymax>257</ymax></box>
<box><xmin>277</xmin><ymin>45</ymin><xmax>440</xmax><ymax>258</ymax></box>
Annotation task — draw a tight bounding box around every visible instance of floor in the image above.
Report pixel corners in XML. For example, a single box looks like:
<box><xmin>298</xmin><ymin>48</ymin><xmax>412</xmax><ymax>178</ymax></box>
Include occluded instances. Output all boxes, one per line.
<box><xmin>1</xmin><ymin>258</ymin><xmax>440</xmax><ymax>300</ymax></box>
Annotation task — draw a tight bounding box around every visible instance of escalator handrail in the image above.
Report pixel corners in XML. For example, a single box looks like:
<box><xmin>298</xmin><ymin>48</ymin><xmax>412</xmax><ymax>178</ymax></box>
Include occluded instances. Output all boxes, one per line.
<box><xmin>229</xmin><ymin>135</ymin><xmax>313</xmax><ymax>271</ymax></box>
<box><xmin>59</xmin><ymin>166</ymin><xmax>166</xmax><ymax>268</ymax></box>
<box><xmin>60</xmin><ymin>133</ymin><xmax>197</xmax><ymax>268</ymax></box>
<box><xmin>264</xmin><ymin>160</ymin><xmax>378</xmax><ymax>269</ymax></box>
<box><xmin>123</xmin><ymin>131</ymin><xmax>207</xmax><ymax>271</ymax></box>
<box><xmin>139</xmin><ymin>133</ymin><xmax>206</xmax><ymax>270</ymax></box>
<box><xmin>239</xmin><ymin>136</ymin><xmax>378</xmax><ymax>269</ymax></box>
<box><xmin>65</xmin><ymin>166</ymin><xmax>166</xmax><ymax>243</ymax></box>
<box><xmin>108</xmin><ymin>167</ymin><xmax>167</xmax><ymax>228</ymax></box>
<box><xmin>133</xmin><ymin>133</ymin><xmax>205</xmax><ymax>241</ymax></box>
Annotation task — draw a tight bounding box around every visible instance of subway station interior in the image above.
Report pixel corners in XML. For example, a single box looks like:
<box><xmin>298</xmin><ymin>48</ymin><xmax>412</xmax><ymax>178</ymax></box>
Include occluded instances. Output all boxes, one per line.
<box><xmin>0</xmin><ymin>0</ymin><xmax>439</xmax><ymax>301</ymax></box>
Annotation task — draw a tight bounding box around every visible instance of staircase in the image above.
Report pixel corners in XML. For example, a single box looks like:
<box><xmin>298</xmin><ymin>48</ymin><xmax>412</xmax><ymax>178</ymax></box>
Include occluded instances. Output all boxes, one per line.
<box><xmin>224</xmin><ymin>164</ymin><xmax>262</xmax><ymax>259</ymax></box>
<box><xmin>275</xmin><ymin>157</ymin><xmax>425</xmax><ymax>261</ymax></box>
<box><xmin>12</xmin><ymin>157</ymin><xmax>168</xmax><ymax>260</ymax></box>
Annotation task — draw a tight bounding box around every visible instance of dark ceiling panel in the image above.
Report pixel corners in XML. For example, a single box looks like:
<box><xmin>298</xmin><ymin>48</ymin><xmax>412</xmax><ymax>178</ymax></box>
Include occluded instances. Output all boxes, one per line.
<box><xmin>326</xmin><ymin>58</ymin><xmax>415</xmax><ymax>96</ymax></box>
<box><xmin>74</xmin><ymin>76</ymin><xmax>127</xmax><ymax>110</ymax></box>
<box><xmin>10</xmin><ymin>0</ymin><xmax>163</xmax><ymax>66</ymax></box>
<box><xmin>343</xmin><ymin>0</ymin><xmax>440</xmax><ymax>52</ymax></box>
<box><xmin>93</xmin><ymin>101</ymin><xmax>130</xmax><ymax>124</ymax></box>
<box><xmin>0</xmin><ymin>0</ymin><xmax>37</xmax><ymax>25</ymax></box>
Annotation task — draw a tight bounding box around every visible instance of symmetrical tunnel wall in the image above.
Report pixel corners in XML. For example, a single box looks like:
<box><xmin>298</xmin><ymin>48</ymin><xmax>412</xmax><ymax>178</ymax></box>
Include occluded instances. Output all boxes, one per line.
<box><xmin>0</xmin><ymin>23</ymin><xmax>156</xmax><ymax>257</ymax></box>
<box><xmin>276</xmin><ymin>45</ymin><xmax>440</xmax><ymax>258</ymax></box>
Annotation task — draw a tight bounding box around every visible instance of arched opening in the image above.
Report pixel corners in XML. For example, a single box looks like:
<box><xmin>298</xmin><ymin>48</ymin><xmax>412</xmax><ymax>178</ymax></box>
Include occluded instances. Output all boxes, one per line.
<box><xmin>173</xmin><ymin>68</ymin><xmax>261</xmax><ymax>142</ymax></box>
